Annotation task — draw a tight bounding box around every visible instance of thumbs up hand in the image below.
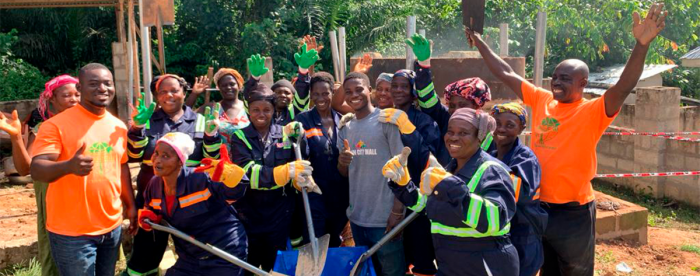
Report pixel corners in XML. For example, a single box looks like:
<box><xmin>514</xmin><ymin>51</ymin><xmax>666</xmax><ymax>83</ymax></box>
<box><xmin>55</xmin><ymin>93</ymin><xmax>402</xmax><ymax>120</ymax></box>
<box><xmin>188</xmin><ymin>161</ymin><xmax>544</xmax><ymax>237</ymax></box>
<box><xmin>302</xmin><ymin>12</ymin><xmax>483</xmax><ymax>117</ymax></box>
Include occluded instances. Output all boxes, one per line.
<box><xmin>68</xmin><ymin>143</ymin><xmax>93</xmax><ymax>176</ymax></box>
<box><xmin>382</xmin><ymin>147</ymin><xmax>412</xmax><ymax>186</ymax></box>
<box><xmin>338</xmin><ymin>139</ymin><xmax>353</xmax><ymax>167</ymax></box>
<box><xmin>419</xmin><ymin>154</ymin><xmax>452</xmax><ymax>195</ymax></box>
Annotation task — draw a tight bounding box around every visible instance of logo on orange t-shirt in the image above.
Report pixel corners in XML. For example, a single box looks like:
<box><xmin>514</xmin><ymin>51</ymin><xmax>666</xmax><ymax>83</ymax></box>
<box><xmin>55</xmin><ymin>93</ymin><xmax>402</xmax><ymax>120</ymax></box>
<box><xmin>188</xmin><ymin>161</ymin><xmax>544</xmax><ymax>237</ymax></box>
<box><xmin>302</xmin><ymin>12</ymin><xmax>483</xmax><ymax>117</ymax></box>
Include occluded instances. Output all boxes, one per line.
<box><xmin>536</xmin><ymin>117</ymin><xmax>561</xmax><ymax>145</ymax></box>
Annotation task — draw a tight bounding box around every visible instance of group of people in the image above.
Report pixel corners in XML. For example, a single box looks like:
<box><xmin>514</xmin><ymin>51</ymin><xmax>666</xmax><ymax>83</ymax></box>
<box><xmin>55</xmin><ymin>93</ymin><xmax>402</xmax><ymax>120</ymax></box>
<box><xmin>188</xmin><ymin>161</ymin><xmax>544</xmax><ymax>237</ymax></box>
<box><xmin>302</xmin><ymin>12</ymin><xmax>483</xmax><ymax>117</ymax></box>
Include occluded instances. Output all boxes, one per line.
<box><xmin>0</xmin><ymin>3</ymin><xmax>667</xmax><ymax>276</ymax></box>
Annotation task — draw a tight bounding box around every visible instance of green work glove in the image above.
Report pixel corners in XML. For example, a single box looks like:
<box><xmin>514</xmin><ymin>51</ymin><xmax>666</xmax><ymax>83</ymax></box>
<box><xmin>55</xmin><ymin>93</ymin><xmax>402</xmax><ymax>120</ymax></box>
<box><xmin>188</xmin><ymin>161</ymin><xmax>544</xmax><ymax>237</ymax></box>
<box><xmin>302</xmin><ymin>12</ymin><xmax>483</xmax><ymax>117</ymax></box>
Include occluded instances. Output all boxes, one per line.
<box><xmin>133</xmin><ymin>91</ymin><xmax>156</xmax><ymax>128</ymax></box>
<box><xmin>247</xmin><ymin>54</ymin><xmax>269</xmax><ymax>78</ymax></box>
<box><xmin>405</xmin><ymin>34</ymin><xmax>431</xmax><ymax>64</ymax></box>
<box><xmin>283</xmin><ymin>121</ymin><xmax>304</xmax><ymax>140</ymax></box>
<box><xmin>294</xmin><ymin>43</ymin><xmax>319</xmax><ymax>71</ymax></box>
<box><xmin>204</xmin><ymin>103</ymin><xmax>221</xmax><ymax>136</ymax></box>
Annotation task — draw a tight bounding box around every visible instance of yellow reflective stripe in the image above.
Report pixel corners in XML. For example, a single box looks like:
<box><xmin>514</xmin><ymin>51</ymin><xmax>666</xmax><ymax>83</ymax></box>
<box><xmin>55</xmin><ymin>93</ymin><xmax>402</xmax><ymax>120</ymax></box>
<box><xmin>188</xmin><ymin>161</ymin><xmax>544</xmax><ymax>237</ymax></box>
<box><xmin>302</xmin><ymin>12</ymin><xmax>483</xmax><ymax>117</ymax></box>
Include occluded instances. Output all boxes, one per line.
<box><xmin>464</xmin><ymin>194</ymin><xmax>484</xmax><ymax>228</ymax></box>
<box><xmin>418</xmin><ymin>82</ymin><xmax>435</xmax><ymax>98</ymax></box>
<box><xmin>195</xmin><ymin>114</ymin><xmax>206</xmax><ymax>132</ymax></box>
<box><xmin>484</xmin><ymin>199</ymin><xmax>500</xmax><ymax>234</ymax></box>
<box><xmin>295</xmin><ymin>92</ymin><xmax>309</xmax><ymax>105</ymax></box>
<box><xmin>128</xmin><ymin>137</ymin><xmax>148</xmax><ymax>148</ymax></box>
<box><xmin>233</xmin><ymin>130</ymin><xmax>252</xmax><ymax>150</ymax></box>
<box><xmin>127</xmin><ymin>150</ymin><xmax>144</xmax><ymax>159</ymax></box>
<box><xmin>480</xmin><ymin>132</ymin><xmax>493</xmax><ymax>150</ymax></box>
<box><xmin>418</xmin><ymin>94</ymin><xmax>439</xmax><ymax>109</ymax></box>
<box><xmin>203</xmin><ymin>141</ymin><xmax>222</xmax><ymax>152</ymax></box>
<box><xmin>203</xmin><ymin>151</ymin><xmax>220</xmax><ymax>159</ymax></box>
<box><xmin>243</xmin><ymin>161</ymin><xmax>255</xmax><ymax>172</ymax></box>
<box><xmin>431</xmin><ymin>221</ymin><xmax>510</xmax><ymax>238</ymax></box>
<box><xmin>250</xmin><ymin>164</ymin><xmax>261</xmax><ymax>190</ymax></box>
<box><xmin>408</xmin><ymin>193</ymin><xmax>427</xmax><ymax>212</ymax></box>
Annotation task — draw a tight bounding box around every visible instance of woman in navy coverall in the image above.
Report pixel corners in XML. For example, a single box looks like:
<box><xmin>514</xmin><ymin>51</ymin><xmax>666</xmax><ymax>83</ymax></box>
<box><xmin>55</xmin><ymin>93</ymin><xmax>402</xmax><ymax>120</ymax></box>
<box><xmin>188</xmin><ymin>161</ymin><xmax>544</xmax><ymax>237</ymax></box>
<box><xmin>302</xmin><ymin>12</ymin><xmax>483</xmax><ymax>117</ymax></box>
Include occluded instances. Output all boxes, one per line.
<box><xmin>138</xmin><ymin>132</ymin><xmax>247</xmax><ymax>276</ymax></box>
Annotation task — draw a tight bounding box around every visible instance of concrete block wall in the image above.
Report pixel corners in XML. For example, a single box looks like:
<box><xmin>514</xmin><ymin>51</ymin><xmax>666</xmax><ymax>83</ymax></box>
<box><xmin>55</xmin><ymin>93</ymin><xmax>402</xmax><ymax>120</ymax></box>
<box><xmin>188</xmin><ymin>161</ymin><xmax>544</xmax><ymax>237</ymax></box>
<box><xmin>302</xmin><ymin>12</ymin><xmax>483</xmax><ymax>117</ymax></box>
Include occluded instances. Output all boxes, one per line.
<box><xmin>596</xmin><ymin>86</ymin><xmax>700</xmax><ymax>207</ymax></box>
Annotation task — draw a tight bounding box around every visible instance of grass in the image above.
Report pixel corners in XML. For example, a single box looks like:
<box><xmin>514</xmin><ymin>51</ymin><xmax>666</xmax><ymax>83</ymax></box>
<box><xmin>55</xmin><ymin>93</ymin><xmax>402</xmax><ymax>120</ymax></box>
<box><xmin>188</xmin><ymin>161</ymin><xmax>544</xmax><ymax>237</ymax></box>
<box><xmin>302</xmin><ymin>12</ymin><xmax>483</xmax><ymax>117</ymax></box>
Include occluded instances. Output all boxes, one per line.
<box><xmin>593</xmin><ymin>180</ymin><xmax>700</xmax><ymax>231</ymax></box>
<box><xmin>0</xmin><ymin>258</ymin><xmax>40</xmax><ymax>276</ymax></box>
<box><xmin>680</xmin><ymin>244</ymin><xmax>700</xmax><ymax>255</ymax></box>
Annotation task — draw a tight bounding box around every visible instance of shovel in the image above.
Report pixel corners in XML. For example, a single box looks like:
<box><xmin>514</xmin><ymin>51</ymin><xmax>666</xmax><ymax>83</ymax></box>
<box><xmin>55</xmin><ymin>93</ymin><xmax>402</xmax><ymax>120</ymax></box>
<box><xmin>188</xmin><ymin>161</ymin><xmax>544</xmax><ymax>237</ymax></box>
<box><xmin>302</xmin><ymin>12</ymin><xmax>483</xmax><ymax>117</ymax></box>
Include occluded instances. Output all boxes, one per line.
<box><xmin>144</xmin><ymin>219</ymin><xmax>287</xmax><ymax>276</ymax></box>
<box><xmin>291</xmin><ymin>133</ymin><xmax>330</xmax><ymax>276</ymax></box>
<box><xmin>349</xmin><ymin>211</ymin><xmax>419</xmax><ymax>276</ymax></box>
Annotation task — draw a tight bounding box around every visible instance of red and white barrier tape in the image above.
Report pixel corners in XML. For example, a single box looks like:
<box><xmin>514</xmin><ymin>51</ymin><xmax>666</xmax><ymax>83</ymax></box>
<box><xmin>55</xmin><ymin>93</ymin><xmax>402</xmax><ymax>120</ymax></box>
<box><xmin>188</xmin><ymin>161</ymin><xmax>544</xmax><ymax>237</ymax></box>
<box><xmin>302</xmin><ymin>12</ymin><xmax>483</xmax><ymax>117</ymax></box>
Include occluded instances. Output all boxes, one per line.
<box><xmin>595</xmin><ymin>171</ymin><xmax>700</xmax><ymax>178</ymax></box>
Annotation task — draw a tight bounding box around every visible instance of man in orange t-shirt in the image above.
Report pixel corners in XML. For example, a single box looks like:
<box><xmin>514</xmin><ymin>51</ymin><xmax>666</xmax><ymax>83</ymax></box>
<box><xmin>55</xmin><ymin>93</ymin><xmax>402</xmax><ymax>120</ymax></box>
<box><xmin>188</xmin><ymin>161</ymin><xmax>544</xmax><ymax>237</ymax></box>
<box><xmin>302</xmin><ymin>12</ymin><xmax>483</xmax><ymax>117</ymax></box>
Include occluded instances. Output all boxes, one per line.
<box><xmin>467</xmin><ymin>4</ymin><xmax>667</xmax><ymax>276</ymax></box>
<box><xmin>31</xmin><ymin>63</ymin><xmax>137</xmax><ymax>276</ymax></box>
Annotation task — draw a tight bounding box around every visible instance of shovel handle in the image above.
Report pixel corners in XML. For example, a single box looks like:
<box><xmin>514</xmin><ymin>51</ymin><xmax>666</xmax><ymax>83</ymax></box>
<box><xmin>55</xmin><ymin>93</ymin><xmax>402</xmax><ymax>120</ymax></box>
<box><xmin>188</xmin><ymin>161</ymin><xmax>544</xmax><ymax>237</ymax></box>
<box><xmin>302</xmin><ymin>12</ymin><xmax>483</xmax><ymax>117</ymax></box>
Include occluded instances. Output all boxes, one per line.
<box><xmin>145</xmin><ymin>219</ymin><xmax>282</xmax><ymax>276</ymax></box>
<box><xmin>292</xmin><ymin>136</ymin><xmax>320</xmax><ymax>264</ymax></box>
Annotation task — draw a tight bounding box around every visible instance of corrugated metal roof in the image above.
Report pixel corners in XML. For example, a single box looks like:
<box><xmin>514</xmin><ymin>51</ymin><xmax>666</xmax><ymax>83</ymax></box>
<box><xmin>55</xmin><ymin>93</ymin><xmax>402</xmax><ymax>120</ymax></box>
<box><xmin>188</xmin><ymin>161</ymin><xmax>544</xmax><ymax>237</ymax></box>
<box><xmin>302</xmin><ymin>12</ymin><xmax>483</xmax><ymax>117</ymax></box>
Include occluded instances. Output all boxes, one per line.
<box><xmin>681</xmin><ymin>46</ymin><xmax>700</xmax><ymax>60</ymax></box>
<box><xmin>587</xmin><ymin>64</ymin><xmax>677</xmax><ymax>87</ymax></box>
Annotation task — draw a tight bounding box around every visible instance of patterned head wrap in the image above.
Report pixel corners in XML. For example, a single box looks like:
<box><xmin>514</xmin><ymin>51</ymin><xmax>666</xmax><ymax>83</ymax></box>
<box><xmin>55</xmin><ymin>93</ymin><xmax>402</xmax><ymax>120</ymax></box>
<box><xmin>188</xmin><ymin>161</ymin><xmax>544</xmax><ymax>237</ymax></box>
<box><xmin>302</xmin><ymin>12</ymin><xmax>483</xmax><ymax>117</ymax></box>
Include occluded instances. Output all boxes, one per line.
<box><xmin>213</xmin><ymin>68</ymin><xmax>244</xmax><ymax>89</ymax></box>
<box><xmin>375</xmin><ymin>73</ymin><xmax>394</xmax><ymax>86</ymax></box>
<box><xmin>491</xmin><ymin>102</ymin><xmax>527</xmax><ymax>126</ymax></box>
<box><xmin>393</xmin><ymin>69</ymin><xmax>416</xmax><ymax>97</ymax></box>
<box><xmin>39</xmin><ymin>75</ymin><xmax>79</xmax><ymax>120</ymax></box>
<box><xmin>449</xmin><ymin>108</ymin><xmax>496</xmax><ymax>142</ymax></box>
<box><xmin>444</xmin><ymin>77</ymin><xmax>491</xmax><ymax>108</ymax></box>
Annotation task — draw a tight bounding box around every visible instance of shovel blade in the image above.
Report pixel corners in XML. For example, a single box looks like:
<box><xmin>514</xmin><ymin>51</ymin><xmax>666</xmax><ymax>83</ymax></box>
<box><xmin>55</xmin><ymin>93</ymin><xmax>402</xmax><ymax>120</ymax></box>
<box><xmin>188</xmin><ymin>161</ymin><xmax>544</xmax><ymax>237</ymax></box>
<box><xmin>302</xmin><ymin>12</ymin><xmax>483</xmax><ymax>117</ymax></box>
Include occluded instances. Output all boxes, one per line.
<box><xmin>295</xmin><ymin>234</ymin><xmax>330</xmax><ymax>276</ymax></box>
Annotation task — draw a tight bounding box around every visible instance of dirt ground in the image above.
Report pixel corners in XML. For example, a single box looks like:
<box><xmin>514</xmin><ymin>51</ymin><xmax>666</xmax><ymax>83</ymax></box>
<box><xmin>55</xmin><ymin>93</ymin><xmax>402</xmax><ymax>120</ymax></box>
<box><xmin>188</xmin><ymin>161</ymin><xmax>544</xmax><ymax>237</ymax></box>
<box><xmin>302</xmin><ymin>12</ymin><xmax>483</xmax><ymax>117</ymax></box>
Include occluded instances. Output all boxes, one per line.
<box><xmin>0</xmin><ymin>180</ymin><xmax>699</xmax><ymax>275</ymax></box>
<box><xmin>596</xmin><ymin>227</ymin><xmax>700</xmax><ymax>276</ymax></box>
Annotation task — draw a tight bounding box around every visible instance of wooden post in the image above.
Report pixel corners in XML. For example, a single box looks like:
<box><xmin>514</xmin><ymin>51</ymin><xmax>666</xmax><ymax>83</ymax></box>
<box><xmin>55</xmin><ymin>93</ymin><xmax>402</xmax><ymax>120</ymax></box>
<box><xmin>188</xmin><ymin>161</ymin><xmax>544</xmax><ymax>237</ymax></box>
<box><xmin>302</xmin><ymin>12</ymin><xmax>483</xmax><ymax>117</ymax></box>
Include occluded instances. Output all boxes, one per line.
<box><xmin>329</xmin><ymin>30</ymin><xmax>341</xmax><ymax>82</ymax></box>
<box><xmin>338</xmin><ymin>27</ymin><xmax>347</xmax><ymax>82</ymax></box>
<box><xmin>499</xmin><ymin>23</ymin><xmax>509</xmax><ymax>57</ymax></box>
<box><xmin>128</xmin><ymin>0</ymin><xmax>140</xmax><ymax>106</ymax></box>
<box><xmin>139</xmin><ymin>0</ymin><xmax>153</xmax><ymax>104</ymax></box>
<box><xmin>406</xmin><ymin>16</ymin><xmax>416</xmax><ymax>70</ymax></box>
<box><xmin>534</xmin><ymin>11</ymin><xmax>547</xmax><ymax>87</ymax></box>
<box><xmin>115</xmin><ymin>0</ymin><xmax>126</xmax><ymax>43</ymax></box>
<box><xmin>205</xmin><ymin>67</ymin><xmax>213</xmax><ymax>106</ymax></box>
<box><xmin>156</xmin><ymin>16</ymin><xmax>166</xmax><ymax>74</ymax></box>
<box><xmin>261</xmin><ymin>57</ymin><xmax>274</xmax><ymax>87</ymax></box>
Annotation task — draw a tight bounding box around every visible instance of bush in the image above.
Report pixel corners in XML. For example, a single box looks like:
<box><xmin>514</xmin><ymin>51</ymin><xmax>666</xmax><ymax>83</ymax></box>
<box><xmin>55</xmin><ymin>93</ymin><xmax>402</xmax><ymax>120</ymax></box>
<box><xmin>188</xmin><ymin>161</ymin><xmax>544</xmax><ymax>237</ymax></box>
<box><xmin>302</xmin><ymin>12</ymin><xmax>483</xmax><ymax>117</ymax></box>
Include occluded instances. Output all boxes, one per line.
<box><xmin>0</xmin><ymin>30</ymin><xmax>47</xmax><ymax>102</ymax></box>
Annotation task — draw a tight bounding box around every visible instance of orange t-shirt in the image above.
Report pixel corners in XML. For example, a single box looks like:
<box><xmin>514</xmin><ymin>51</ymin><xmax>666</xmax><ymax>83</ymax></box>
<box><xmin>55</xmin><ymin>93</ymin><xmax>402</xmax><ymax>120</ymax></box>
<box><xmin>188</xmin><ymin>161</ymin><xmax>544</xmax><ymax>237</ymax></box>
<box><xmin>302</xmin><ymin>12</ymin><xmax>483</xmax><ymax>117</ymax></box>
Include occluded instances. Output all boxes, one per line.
<box><xmin>32</xmin><ymin>105</ymin><xmax>128</xmax><ymax>236</ymax></box>
<box><xmin>521</xmin><ymin>81</ymin><xmax>616</xmax><ymax>205</ymax></box>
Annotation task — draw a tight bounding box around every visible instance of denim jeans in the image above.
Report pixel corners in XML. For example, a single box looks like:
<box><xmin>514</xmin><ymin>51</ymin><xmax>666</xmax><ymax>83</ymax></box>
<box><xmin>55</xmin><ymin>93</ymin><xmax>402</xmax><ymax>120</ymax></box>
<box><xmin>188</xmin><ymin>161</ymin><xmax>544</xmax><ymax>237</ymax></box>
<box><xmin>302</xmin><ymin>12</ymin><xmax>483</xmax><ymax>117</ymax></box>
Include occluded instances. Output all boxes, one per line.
<box><xmin>49</xmin><ymin>226</ymin><xmax>122</xmax><ymax>276</ymax></box>
<box><xmin>350</xmin><ymin>222</ymin><xmax>406</xmax><ymax>276</ymax></box>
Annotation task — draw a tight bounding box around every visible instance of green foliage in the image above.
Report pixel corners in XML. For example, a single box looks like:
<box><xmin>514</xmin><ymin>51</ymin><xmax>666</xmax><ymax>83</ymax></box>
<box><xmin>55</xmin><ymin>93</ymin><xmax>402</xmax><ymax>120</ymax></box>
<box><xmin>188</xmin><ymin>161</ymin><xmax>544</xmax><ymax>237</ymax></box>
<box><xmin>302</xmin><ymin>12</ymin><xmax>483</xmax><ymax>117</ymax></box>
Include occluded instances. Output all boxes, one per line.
<box><xmin>680</xmin><ymin>244</ymin><xmax>700</xmax><ymax>255</ymax></box>
<box><xmin>0</xmin><ymin>258</ymin><xmax>41</xmax><ymax>276</ymax></box>
<box><xmin>0</xmin><ymin>30</ymin><xmax>47</xmax><ymax>102</ymax></box>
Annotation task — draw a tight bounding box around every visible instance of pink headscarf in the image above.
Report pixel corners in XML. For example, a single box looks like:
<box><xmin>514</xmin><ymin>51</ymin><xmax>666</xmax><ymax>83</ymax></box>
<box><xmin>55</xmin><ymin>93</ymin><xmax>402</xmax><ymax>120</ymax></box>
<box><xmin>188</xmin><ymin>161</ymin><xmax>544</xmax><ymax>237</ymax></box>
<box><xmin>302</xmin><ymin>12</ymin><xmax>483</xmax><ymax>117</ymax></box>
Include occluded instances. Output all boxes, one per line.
<box><xmin>39</xmin><ymin>75</ymin><xmax>79</xmax><ymax>120</ymax></box>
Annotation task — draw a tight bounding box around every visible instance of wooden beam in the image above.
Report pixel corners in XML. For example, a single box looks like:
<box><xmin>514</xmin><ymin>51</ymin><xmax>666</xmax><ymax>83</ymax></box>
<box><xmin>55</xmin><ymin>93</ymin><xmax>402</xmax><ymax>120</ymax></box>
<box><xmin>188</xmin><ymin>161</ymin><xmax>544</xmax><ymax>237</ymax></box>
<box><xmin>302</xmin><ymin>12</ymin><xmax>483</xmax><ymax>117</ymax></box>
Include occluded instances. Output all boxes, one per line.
<box><xmin>115</xmin><ymin>0</ymin><xmax>125</xmax><ymax>43</ymax></box>
<box><xmin>156</xmin><ymin>16</ymin><xmax>165</xmax><ymax>74</ymax></box>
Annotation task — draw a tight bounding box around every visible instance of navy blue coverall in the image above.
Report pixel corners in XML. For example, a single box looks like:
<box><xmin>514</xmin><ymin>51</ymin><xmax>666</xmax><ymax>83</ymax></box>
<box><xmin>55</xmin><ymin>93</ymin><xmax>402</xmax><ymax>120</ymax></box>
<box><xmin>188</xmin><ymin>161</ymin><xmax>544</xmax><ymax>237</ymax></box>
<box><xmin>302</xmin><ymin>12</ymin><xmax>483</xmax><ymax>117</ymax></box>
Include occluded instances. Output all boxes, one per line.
<box><xmin>126</xmin><ymin>106</ymin><xmax>222</xmax><ymax>275</ymax></box>
<box><xmin>489</xmin><ymin>138</ymin><xmax>548</xmax><ymax>276</ymax></box>
<box><xmin>143</xmin><ymin>167</ymin><xmax>248</xmax><ymax>276</ymax></box>
<box><xmin>389</xmin><ymin>150</ymin><xmax>519</xmax><ymax>276</ymax></box>
<box><xmin>229</xmin><ymin>123</ymin><xmax>298</xmax><ymax>272</ymax></box>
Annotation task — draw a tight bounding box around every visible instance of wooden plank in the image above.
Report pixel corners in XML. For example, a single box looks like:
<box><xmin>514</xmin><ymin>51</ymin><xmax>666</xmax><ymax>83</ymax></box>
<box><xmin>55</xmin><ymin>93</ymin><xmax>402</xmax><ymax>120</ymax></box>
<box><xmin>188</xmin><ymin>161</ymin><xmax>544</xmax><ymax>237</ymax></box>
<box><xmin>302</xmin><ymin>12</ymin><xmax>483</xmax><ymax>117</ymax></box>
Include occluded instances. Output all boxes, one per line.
<box><xmin>205</xmin><ymin>67</ymin><xmax>213</xmax><ymax>105</ymax></box>
<box><xmin>461</xmin><ymin>0</ymin><xmax>485</xmax><ymax>34</ymax></box>
<box><xmin>156</xmin><ymin>17</ymin><xmax>165</xmax><ymax>74</ymax></box>
<box><xmin>499</xmin><ymin>23</ymin><xmax>508</xmax><ymax>57</ymax></box>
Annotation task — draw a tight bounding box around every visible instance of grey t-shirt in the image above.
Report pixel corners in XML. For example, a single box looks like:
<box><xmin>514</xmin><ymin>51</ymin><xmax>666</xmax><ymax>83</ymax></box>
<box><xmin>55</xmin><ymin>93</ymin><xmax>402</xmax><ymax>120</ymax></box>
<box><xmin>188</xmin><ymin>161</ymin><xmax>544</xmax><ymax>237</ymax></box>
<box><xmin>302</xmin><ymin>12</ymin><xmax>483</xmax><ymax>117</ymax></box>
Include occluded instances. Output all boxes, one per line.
<box><xmin>338</xmin><ymin>108</ymin><xmax>404</xmax><ymax>228</ymax></box>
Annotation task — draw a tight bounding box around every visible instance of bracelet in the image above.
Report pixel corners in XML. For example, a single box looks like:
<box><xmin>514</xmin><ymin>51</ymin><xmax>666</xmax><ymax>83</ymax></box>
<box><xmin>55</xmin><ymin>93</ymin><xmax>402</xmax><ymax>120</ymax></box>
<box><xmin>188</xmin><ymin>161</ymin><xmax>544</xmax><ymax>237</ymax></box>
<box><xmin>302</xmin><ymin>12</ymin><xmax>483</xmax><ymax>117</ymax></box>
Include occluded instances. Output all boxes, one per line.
<box><xmin>391</xmin><ymin>211</ymin><xmax>403</xmax><ymax>216</ymax></box>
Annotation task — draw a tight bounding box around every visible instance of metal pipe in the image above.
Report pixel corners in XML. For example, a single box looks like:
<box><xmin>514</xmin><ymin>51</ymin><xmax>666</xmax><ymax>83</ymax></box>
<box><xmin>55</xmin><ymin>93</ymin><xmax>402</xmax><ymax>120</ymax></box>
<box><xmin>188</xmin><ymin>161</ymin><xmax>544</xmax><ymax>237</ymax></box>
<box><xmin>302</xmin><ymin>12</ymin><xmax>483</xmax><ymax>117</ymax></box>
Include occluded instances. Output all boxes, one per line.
<box><xmin>350</xmin><ymin>211</ymin><xmax>419</xmax><ymax>276</ymax></box>
<box><xmin>499</xmin><ymin>23</ymin><xmax>509</xmax><ymax>57</ymax></box>
<box><xmin>293</xmin><ymin>137</ymin><xmax>319</xmax><ymax>264</ymax></box>
<box><xmin>138</xmin><ymin>0</ymin><xmax>153</xmax><ymax>104</ymax></box>
<box><xmin>534</xmin><ymin>11</ymin><xmax>547</xmax><ymax>87</ymax></box>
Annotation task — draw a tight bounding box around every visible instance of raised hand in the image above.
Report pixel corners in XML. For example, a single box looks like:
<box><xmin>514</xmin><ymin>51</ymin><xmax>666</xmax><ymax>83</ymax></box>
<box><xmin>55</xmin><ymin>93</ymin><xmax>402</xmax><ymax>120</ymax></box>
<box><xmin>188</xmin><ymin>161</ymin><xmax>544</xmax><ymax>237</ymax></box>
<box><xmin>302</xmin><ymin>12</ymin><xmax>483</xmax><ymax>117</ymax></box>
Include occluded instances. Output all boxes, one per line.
<box><xmin>0</xmin><ymin>110</ymin><xmax>21</xmax><ymax>137</ymax></box>
<box><xmin>195</xmin><ymin>146</ymin><xmax>245</xmax><ymax>188</ymax></box>
<box><xmin>382</xmin><ymin>147</ymin><xmax>412</xmax><ymax>186</ymax></box>
<box><xmin>247</xmin><ymin>54</ymin><xmax>269</xmax><ymax>78</ymax></box>
<box><xmin>405</xmin><ymin>33</ymin><xmax>431</xmax><ymax>62</ymax></box>
<box><xmin>192</xmin><ymin>75</ymin><xmax>211</xmax><ymax>95</ymax></box>
<box><xmin>378</xmin><ymin>108</ymin><xmax>416</xmax><ymax>134</ymax></box>
<box><xmin>464</xmin><ymin>27</ymin><xmax>483</xmax><ymax>48</ymax></box>
<box><xmin>132</xmin><ymin>91</ymin><xmax>156</xmax><ymax>128</ymax></box>
<box><xmin>633</xmin><ymin>3</ymin><xmax>667</xmax><ymax>46</ymax></box>
<box><xmin>204</xmin><ymin>103</ymin><xmax>221</xmax><ymax>136</ymax></box>
<box><xmin>419</xmin><ymin>155</ymin><xmax>452</xmax><ymax>195</ymax></box>
<box><xmin>294</xmin><ymin>43</ymin><xmax>320</xmax><ymax>70</ymax></box>
<box><xmin>353</xmin><ymin>53</ymin><xmax>373</xmax><ymax>73</ymax></box>
<box><xmin>302</xmin><ymin>35</ymin><xmax>324</xmax><ymax>53</ymax></box>
<box><xmin>68</xmin><ymin>143</ymin><xmax>93</xmax><ymax>176</ymax></box>
<box><xmin>338</xmin><ymin>139</ymin><xmax>353</xmax><ymax>167</ymax></box>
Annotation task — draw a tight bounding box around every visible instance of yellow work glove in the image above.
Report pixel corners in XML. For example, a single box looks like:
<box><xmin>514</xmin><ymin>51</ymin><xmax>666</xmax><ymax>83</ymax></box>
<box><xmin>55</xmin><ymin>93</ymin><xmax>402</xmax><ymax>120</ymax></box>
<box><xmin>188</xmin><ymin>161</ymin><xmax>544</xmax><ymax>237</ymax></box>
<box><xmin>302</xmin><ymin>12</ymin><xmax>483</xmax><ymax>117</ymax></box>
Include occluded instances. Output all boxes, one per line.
<box><xmin>195</xmin><ymin>146</ymin><xmax>245</xmax><ymax>188</ymax></box>
<box><xmin>382</xmin><ymin>147</ymin><xmax>412</xmax><ymax>186</ymax></box>
<box><xmin>378</xmin><ymin>108</ymin><xmax>416</xmax><ymax>134</ymax></box>
<box><xmin>420</xmin><ymin>165</ymin><xmax>452</xmax><ymax>195</ymax></box>
<box><xmin>273</xmin><ymin>160</ymin><xmax>313</xmax><ymax>186</ymax></box>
